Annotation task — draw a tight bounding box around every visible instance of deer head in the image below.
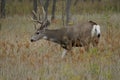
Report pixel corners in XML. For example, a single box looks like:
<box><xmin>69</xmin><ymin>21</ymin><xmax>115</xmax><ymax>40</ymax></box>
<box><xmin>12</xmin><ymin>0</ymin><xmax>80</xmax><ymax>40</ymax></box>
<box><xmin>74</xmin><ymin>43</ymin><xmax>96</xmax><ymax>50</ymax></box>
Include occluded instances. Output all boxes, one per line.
<box><xmin>31</xmin><ymin>6</ymin><xmax>50</xmax><ymax>42</ymax></box>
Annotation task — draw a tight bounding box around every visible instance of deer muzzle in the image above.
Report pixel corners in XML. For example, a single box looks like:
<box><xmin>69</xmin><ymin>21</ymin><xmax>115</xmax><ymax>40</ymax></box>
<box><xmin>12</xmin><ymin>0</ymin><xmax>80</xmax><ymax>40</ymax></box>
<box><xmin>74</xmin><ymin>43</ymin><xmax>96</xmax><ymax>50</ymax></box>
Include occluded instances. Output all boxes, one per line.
<box><xmin>31</xmin><ymin>39</ymin><xmax>34</xmax><ymax>42</ymax></box>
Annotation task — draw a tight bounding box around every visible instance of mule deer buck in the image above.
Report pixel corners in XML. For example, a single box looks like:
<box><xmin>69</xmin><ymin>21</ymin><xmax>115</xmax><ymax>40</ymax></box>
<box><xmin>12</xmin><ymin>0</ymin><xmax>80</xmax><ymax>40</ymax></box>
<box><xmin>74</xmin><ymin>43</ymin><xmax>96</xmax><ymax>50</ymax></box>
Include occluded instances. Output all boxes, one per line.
<box><xmin>30</xmin><ymin>7</ymin><xmax>101</xmax><ymax>58</ymax></box>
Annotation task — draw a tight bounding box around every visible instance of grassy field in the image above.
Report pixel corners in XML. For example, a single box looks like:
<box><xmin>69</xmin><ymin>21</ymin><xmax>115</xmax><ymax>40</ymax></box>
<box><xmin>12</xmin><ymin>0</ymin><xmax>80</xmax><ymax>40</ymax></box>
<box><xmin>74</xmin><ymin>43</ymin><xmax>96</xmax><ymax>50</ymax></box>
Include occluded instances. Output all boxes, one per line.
<box><xmin>0</xmin><ymin>13</ymin><xmax>120</xmax><ymax>80</ymax></box>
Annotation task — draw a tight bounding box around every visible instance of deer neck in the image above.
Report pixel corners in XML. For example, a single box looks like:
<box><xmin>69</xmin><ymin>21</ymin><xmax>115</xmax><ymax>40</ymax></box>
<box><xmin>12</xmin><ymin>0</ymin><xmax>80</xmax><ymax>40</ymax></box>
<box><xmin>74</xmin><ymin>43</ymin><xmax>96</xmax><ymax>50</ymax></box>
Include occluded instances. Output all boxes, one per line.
<box><xmin>42</xmin><ymin>29</ymin><xmax>64</xmax><ymax>44</ymax></box>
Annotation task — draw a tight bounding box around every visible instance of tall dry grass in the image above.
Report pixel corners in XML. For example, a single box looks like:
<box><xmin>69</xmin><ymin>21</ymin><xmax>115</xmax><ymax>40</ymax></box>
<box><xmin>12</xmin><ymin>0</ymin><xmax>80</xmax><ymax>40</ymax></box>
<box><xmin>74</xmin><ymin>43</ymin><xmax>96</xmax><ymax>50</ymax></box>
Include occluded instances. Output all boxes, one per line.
<box><xmin>0</xmin><ymin>13</ymin><xmax>120</xmax><ymax>80</ymax></box>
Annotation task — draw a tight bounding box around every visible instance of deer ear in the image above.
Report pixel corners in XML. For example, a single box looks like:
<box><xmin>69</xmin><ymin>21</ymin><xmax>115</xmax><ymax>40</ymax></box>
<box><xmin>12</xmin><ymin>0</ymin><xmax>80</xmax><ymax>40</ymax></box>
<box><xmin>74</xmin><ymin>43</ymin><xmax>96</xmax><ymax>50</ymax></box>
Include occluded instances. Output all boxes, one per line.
<box><xmin>39</xmin><ymin>19</ymin><xmax>50</xmax><ymax>30</ymax></box>
<box><xmin>45</xmin><ymin>19</ymin><xmax>50</xmax><ymax>27</ymax></box>
<box><xmin>39</xmin><ymin>24</ymin><xmax>47</xmax><ymax>30</ymax></box>
<box><xmin>39</xmin><ymin>24</ymin><xmax>44</xmax><ymax>30</ymax></box>
<box><xmin>47</xmin><ymin>19</ymin><xmax>50</xmax><ymax>25</ymax></box>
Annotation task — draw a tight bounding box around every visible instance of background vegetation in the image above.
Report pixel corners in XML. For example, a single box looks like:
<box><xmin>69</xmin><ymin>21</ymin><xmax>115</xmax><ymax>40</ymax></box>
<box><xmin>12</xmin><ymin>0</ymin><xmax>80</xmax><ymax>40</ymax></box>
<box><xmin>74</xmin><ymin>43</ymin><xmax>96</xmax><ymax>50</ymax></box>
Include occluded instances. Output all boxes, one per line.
<box><xmin>0</xmin><ymin>0</ymin><xmax>120</xmax><ymax>80</ymax></box>
<box><xmin>1</xmin><ymin>0</ymin><xmax>120</xmax><ymax>15</ymax></box>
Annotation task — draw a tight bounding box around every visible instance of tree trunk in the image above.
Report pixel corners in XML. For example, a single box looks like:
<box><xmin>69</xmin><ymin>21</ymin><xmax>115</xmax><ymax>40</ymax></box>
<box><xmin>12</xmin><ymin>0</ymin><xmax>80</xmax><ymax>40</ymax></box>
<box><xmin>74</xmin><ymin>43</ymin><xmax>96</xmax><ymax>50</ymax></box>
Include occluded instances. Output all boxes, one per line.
<box><xmin>91</xmin><ymin>0</ymin><xmax>94</xmax><ymax>3</ymax></box>
<box><xmin>74</xmin><ymin>0</ymin><xmax>79</xmax><ymax>6</ymax></box>
<box><xmin>98</xmin><ymin>0</ymin><xmax>101</xmax><ymax>2</ymax></box>
<box><xmin>44</xmin><ymin>0</ymin><xmax>50</xmax><ymax>19</ymax></box>
<box><xmin>66</xmin><ymin>0</ymin><xmax>71</xmax><ymax>26</ymax></box>
<box><xmin>33</xmin><ymin>0</ymin><xmax>37</xmax><ymax>19</ymax></box>
<box><xmin>51</xmin><ymin>0</ymin><xmax>57</xmax><ymax>20</ymax></box>
<box><xmin>83</xmin><ymin>0</ymin><xmax>87</xmax><ymax>2</ymax></box>
<box><xmin>18</xmin><ymin>0</ymin><xmax>23</xmax><ymax>2</ymax></box>
<box><xmin>62</xmin><ymin>0</ymin><xmax>65</xmax><ymax>26</ymax></box>
<box><xmin>0</xmin><ymin>0</ymin><xmax>6</xmax><ymax>18</ymax></box>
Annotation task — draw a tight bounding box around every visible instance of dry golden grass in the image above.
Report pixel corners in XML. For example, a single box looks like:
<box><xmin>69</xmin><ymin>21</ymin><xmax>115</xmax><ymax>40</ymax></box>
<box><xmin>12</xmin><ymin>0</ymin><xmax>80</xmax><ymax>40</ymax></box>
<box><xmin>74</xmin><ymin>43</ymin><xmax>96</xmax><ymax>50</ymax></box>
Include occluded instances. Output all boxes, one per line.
<box><xmin>0</xmin><ymin>13</ymin><xmax>120</xmax><ymax>80</ymax></box>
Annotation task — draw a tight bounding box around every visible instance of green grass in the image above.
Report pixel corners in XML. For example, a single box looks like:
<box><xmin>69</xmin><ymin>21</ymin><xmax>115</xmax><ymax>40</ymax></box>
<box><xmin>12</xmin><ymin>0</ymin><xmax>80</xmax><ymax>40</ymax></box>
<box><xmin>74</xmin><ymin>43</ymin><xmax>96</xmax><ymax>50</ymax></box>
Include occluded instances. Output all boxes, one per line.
<box><xmin>0</xmin><ymin>13</ymin><xmax>120</xmax><ymax>80</ymax></box>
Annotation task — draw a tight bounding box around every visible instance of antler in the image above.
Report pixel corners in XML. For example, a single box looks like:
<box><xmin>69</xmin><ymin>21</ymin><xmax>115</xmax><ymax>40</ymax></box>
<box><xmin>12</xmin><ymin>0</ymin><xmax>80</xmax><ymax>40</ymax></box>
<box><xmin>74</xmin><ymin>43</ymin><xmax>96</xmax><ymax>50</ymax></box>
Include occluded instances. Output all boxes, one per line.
<box><xmin>42</xmin><ymin>6</ymin><xmax>47</xmax><ymax>20</ymax></box>
<box><xmin>31</xmin><ymin>1</ymin><xmax>50</xmax><ymax>30</ymax></box>
<box><xmin>31</xmin><ymin>10</ymin><xmax>42</xmax><ymax>24</ymax></box>
<box><xmin>39</xmin><ymin>0</ymin><xmax>47</xmax><ymax>20</ymax></box>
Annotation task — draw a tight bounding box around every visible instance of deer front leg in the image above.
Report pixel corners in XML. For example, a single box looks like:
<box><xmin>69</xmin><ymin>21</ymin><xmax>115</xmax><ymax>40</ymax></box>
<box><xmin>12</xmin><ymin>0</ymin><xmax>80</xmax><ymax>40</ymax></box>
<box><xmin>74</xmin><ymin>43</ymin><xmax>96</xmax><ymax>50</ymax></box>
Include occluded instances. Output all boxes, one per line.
<box><xmin>61</xmin><ymin>44</ymin><xmax>72</xmax><ymax>58</ymax></box>
<box><xmin>61</xmin><ymin>40</ymin><xmax>72</xmax><ymax>58</ymax></box>
<box><xmin>61</xmin><ymin>49</ymin><xmax>68</xmax><ymax>58</ymax></box>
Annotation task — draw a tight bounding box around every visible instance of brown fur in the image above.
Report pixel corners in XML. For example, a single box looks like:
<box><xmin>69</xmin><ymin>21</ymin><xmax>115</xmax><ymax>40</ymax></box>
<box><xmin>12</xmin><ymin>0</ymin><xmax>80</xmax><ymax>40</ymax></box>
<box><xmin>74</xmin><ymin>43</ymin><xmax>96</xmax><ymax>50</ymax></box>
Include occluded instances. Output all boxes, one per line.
<box><xmin>31</xmin><ymin>21</ymin><xmax>100</xmax><ymax>51</ymax></box>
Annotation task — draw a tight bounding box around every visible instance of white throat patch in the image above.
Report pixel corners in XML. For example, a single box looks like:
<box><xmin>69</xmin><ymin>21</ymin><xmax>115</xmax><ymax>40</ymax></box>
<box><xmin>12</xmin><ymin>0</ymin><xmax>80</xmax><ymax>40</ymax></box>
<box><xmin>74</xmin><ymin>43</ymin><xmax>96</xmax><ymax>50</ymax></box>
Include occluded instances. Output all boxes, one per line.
<box><xmin>91</xmin><ymin>25</ymin><xmax>101</xmax><ymax>37</ymax></box>
<box><xmin>43</xmin><ymin>36</ymin><xmax>48</xmax><ymax>39</ymax></box>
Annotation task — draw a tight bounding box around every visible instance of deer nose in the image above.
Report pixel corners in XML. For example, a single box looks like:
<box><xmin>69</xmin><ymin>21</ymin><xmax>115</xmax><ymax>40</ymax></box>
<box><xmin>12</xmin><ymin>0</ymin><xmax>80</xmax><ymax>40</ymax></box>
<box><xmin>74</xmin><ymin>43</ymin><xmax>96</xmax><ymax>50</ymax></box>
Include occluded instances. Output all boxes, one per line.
<box><xmin>31</xmin><ymin>39</ymin><xmax>34</xmax><ymax>42</ymax></box>
<box><xmin>98</xmin><ymin>33</ymin><xmax>100</xmax><ymax>38</ymax></box>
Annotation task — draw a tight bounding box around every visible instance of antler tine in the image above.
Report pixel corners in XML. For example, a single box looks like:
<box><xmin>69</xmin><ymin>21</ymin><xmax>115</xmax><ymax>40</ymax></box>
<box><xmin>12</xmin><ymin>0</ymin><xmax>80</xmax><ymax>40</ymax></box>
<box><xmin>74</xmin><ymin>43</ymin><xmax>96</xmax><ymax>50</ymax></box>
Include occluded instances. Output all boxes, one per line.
<box><xmin>39</xmin><ymin>0</ymin><xmax>47</xmax><ymax>20</ymax></box>
<box><xmin>42</xmin><ymin>6</ymin><xmax>47</xmax><ymax>20</ymax></box>
<box><xmin>32</xmin><ymin>10</ymin><xmax>37</xmax><ymax>18</ymax></box>
<box><xmin>39</xmin><ymin>14</ymin><xmax>41</xmax><ymax>20</ymax></box>
<box><xmin>31</xmin><ymin>10</ymin><xmax>42</xmax><ymax>24</ymax></box>
<box><xmin>31</xmin><ymin>17</ymin><xmax>42</xmax><ymax>24</ymax></box>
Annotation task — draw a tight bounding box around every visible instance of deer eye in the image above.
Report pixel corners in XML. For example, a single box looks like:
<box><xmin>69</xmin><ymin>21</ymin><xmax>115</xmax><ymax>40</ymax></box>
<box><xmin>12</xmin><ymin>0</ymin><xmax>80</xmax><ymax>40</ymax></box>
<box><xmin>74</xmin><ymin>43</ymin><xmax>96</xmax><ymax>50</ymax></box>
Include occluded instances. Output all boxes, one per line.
<box><xmin>36</xmin><ymin>32</ymin><xmax>39</xmax><ymax>34</ymax></box>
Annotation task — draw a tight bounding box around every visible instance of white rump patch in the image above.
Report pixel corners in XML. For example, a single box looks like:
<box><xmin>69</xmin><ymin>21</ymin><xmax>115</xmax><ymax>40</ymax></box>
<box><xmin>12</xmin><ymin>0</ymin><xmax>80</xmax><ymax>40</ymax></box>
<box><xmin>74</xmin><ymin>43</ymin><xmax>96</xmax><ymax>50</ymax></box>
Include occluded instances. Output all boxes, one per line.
<box><xmin>91</xmin><ymin>25</ymin><xmax>101</xmax><ymax>37</ymax></box>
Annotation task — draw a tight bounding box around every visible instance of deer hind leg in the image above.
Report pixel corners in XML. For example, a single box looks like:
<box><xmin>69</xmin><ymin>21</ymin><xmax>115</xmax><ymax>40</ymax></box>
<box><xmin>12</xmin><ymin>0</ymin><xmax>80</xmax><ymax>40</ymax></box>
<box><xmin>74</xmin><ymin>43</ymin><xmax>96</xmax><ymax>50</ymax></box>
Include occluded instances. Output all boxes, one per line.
<box><xmin>92</xmin><ymin>37</ymin><xmax>99</xmax><ymax>47</ymax></box>
<box><xmin>84</xmin><ymin>45</ymin><xmax>90</xmax><ymax>52</ymax></box>
<box><xmin>82</xmin><ymin>41</ymin><xmax>90</xmax><ymax>52</ymax></box>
